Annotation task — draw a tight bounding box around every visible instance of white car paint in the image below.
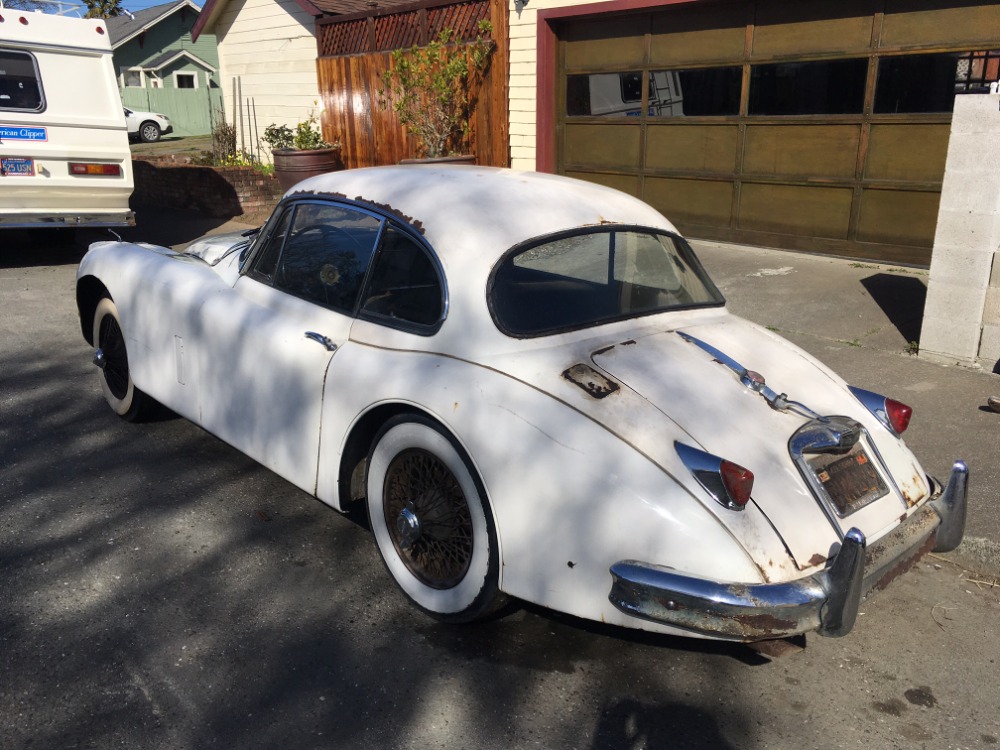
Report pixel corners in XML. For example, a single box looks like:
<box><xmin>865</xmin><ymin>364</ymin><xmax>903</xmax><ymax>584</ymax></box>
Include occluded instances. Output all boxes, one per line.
<box><xmin>77</xmin><ymin>166</ymin><xmax>958</xmax><ymax>641</ymax></box>
<box><xmin>124</xmin><ymin>107</ymin><xmax>172</xmax><ymax>142</ymax></box>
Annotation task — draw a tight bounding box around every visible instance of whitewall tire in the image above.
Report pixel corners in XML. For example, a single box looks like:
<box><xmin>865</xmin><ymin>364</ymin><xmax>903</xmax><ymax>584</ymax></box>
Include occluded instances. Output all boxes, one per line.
<box><xmin>366</xmin><ymin>415</ymin><xmax>503</xmax><ymax>622</ymax></box>
<box><xmin>92</xmin><ymin>297</ymin><xmax>154</xmax><ymax>422</ymax></box>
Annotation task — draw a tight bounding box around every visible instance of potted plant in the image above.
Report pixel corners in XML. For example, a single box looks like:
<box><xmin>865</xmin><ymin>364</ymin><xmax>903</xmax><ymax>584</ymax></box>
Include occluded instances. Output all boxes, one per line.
<box><xmin>379</xmin><ymin>21</ymin><xmax>494</xmax><ymax>163</ymax></box>
<box><xmin>261</xmin><ymin>111</ymin><xmax>343</xmax><ymax>191</ymax></box>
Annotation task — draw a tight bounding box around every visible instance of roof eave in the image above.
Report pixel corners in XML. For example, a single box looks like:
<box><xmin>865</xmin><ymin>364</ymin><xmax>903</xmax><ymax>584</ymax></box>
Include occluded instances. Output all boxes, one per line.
<box><xmin>193</xmin><ymin>0</ymin><xmax>321</xmax><ymax>40</ymax></box>
<box><xmin>112</xmin><ymin>0</ymin><xmax>204</xmax><ymax>49</ymax></box>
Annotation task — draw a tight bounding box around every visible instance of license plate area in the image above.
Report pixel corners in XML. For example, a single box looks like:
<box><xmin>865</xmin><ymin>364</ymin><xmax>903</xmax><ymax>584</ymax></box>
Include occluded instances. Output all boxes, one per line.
<box><xmin>1</xmin><ymin>157</ymin><xmax>35</xmax><ymax>176</ymax></box>
<box><xmin>807</xmin><ymin>442</ymin><xmax>888</xmax><ymax>517</ymax></box>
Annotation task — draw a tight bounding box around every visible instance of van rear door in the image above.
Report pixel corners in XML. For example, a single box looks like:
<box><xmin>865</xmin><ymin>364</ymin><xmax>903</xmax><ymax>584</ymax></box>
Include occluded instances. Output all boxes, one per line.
<box><xmin>0</xmin><ymin>12</ymin><xmax>134</xmax><ymax>229</ymax></box>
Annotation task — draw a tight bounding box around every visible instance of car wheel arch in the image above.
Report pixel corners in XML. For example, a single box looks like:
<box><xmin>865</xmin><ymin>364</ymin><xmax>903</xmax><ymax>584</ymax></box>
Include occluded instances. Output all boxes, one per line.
<box><xmin>336</xmin><ymin>403</ymin><xmax>502</xmax><ymax>545</ymax></box>
<box><xmin>77</xmin><ymin>275</ymin><xmax>111</xmax><ymax>346</ymax></box>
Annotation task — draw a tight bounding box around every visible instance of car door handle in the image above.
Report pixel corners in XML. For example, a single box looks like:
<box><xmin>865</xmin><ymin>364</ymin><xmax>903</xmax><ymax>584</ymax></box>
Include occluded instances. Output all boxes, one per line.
<box><xmin>304</xmin><ymin>331</ymin><xmax>338</xmax><ymax>352</ymax></box>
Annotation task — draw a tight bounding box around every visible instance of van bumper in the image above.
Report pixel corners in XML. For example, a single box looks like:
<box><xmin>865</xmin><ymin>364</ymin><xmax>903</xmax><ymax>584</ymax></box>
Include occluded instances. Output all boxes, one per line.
<box><xmin>0</xmin><ymin>211</ymin><xmax>136</xmax><ymax>228</ymax></box>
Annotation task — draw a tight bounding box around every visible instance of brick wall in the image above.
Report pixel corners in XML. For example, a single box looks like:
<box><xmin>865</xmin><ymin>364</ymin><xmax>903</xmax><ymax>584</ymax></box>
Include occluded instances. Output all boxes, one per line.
<box><xmin>131</xmin><ymin>158</ymin><xmax>283</xmax><ymax>224</ymax></box>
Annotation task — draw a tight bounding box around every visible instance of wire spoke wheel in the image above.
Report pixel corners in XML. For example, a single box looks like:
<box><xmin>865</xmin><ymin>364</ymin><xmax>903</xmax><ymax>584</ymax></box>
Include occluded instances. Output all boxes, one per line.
<box><xmin>366</xmin><ymin>415</ymin><xmax>503</xmax><ymax>622</ymax></box>
<box><xmin>383</xmin><ymin>448</ymin><xmax>473</xmax><ymax>589</ymax></box>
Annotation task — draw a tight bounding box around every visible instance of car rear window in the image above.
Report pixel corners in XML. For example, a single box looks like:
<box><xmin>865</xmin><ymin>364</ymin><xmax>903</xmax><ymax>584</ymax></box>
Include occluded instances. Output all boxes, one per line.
<box><xmin>0</xmin><ymin>49</ymin><xmax>44</xmax><ymax>112</ymax></box>
<box><xmin>490</xmin><ymin>229</ymin><xmax>724</xmax><ymax>336</ymax></box>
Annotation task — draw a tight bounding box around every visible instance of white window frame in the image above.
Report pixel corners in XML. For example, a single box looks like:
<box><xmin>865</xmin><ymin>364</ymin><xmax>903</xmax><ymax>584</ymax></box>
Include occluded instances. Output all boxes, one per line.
<box><xmin>120</xmin><ymin>66</ymin><xmax>145</xmax><ymax>88</ymax></box>
<box><xmin>173</xmin><ymin>71</ymin><xmax>198</xmax><ymax>90</ymax></box>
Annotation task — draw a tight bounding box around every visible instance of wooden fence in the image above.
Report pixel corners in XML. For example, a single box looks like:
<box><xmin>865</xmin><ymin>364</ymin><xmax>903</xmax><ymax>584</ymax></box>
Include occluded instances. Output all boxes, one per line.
<box><xmin>121</xmin><ymin>87</ymin><xmax>225</xmax><ymax>137</ymax></box>
<box><xmin>315</xmin><ymin>0</ymin><xmax>508</xmax><ymax>169</ymax></box>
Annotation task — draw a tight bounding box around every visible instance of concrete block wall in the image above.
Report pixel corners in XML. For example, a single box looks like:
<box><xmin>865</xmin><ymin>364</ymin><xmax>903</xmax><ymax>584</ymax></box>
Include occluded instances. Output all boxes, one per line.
<box><xmin>919</xmin><ymin>94</ymin><xmax>1000</xmax><ymax>370</ymax></box>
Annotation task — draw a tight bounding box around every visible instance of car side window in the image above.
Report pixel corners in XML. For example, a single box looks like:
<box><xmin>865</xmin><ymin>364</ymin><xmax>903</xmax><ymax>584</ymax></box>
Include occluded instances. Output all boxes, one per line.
<box><xmin>246</xmin><ymin>207</ymin><xmax>292</xmax><ymax>283</ymax></box>
<box><xmin>361</xmin><ymin>225</ymin><xmax>443</xmax><ymax>327</ymax></box>
<box><xmin>271</xmin><ymin>202</ymin><xmax>382</xmax><ymax>313</ymax></box>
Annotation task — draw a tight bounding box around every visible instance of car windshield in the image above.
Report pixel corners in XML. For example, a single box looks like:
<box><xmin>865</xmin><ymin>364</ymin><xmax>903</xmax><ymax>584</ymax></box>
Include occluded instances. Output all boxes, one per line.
<box><xmin>490</xmin><ymin>228</ymin><xmax>724</xmax><ymax>336</ymax></box>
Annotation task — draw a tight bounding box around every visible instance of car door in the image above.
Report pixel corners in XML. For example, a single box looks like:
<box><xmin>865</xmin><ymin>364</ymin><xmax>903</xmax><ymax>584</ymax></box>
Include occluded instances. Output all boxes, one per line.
<box><xmin>195</xmin><ymin>199</ymin><xmax>384</xmax><ymax>494</ymax></box>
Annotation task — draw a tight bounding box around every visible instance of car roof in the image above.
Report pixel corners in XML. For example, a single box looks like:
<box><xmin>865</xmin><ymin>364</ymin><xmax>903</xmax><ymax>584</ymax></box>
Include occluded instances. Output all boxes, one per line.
<box><xmin>287</xmin><ymin>166</ymin><xmax>677</xmax><ymax>258</ymax></box>
<box><xmin>286</xmin><ymin>166</ymin><xmax>681</xmax><ymax>354</ymax></box>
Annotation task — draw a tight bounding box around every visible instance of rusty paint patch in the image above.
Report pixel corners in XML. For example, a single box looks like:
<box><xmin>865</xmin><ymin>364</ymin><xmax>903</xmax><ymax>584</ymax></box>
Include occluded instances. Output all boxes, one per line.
<box><xmin>746</xmin><ymin>635</ymin><xmax>806</xmax><ymax>658</ymax></box>
<box><xmin>563</xmin><ymin>364</ymin><xmax>620</xmax><ymax>399</ymax></box>
<box><xmin>867</xmin><ymin>534</ymin><xmax>935</xmax><ymax>595</ymax></box>
<box><xmin>620</xmin><ymin>339</ymin><xmax>637</xmax><ymax>346</ymax></box>
<box><xmin>731</xmin><ymin>612</ymin><xmax>799</xmax><ymax>634</ymax></box>
<box><xmin>899</xmin><ymin>467</ymin><xmax>926</xmax><ymax>507</ymax></box>
<box><xmin>808</xmin><ymin>553</ymin><xmax>827</xmax><ymax>567</ymax></box>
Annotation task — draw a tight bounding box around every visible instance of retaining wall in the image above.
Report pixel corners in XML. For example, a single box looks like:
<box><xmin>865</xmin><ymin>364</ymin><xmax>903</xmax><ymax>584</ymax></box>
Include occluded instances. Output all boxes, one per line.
<box><xmin>131</xmin><ymin>158</ymin><xmax>282</xmax><ymax>224</ymax></box>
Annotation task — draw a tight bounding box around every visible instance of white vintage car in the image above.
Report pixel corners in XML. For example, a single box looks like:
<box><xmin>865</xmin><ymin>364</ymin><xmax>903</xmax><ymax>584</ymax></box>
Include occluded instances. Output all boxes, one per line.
<box><xmin>76</xmin><ymin>167</ymin><xmax>967</xmax><ymax>643</ymax></box>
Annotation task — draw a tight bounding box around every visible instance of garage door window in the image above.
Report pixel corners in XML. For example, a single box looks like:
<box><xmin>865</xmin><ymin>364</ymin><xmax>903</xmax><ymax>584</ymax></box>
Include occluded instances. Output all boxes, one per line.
<box><xmin>0</xmin><ymin>50</ymin><xmax>44</xmax><ymax>112</ymax></box>
<box><xmin>647</xmin><ymin>67</ymin><xmax>741</xmax><ymax>117</ymax></box>
<box><xmin>567</xmin><ymin>72</ymin><xmax>646</xmax><ymax>116</ymax></box>
<box><xmin>749</xmin><ymin>58</ymin><xmax>867</xmax><ymax>115</ymax></box>
<box><xmin>875</xmin><ymin>51</ymin><xmax>1000</xmax><ymax>114</ymax></box>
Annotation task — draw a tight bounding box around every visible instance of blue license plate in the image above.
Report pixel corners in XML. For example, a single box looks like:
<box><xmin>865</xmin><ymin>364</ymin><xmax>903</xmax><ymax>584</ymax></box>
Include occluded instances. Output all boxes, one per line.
<box><xmin>1</xmin><ymin>157</ymin><xmax>35</xmax><ymax>176</ymax></box>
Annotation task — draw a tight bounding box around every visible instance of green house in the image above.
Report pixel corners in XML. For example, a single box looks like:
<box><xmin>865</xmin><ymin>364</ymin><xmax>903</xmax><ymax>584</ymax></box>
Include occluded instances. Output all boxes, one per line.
<box><xmin>108</xmin><ymin>0</ymin><xmax>222</xmax><ymax>136</ymax></box>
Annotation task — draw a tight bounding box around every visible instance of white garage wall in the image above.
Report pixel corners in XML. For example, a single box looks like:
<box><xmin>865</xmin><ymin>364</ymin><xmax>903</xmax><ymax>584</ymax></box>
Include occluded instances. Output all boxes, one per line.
<box><xmin>508</xmin><ymin>0</ymin><xmax>606</xmax><ymax>171</ymax></box>
<box><xmin>215</xmin><ymin>0</ymin><xmax>322</xmax><ymax>158</ymax></box>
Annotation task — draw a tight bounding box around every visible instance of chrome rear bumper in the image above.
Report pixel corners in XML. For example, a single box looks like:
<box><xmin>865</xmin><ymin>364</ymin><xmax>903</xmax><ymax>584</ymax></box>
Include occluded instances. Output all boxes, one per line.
<box><xmin>608</xmin><ymin>461</ymin><xmax>968</xmax><ymax>641</ymax></box>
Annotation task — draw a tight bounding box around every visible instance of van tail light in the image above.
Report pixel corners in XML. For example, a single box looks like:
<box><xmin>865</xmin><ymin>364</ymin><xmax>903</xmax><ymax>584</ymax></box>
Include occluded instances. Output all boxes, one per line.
<box><xmin>675</xmin><ymin>442</ymin><xmax>754</xmax><ymax>511</ymax></box>
<box><xmin>848</xmin><ymin>386</ymin><xmax>912</xmax><ymax>435</ymax></box>
<box><xmin>69</xmin><ymin>162</ymin><xmax>121</xmax><ymax>176</ymax></box>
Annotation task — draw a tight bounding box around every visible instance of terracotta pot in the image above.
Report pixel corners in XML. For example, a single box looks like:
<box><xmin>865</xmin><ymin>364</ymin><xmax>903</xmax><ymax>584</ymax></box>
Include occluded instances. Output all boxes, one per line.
<box><xmin>272</xmin><ymin>147</ymin><xmax>343</xmax><ymax>191</ymax></box>
<box><xmin>399</xmin><ymin>154</ymin><xmax>477</xmax><ymax>165</ymax></box>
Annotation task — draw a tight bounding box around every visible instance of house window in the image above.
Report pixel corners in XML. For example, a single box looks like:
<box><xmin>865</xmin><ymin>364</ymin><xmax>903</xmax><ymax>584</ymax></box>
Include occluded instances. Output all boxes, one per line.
<box><xmin>122</xmin><ymin>68</ymin><xmax>144</xmax><ymax>88</ymax></box>
<box><xmin>175</xmin><ymin>72</ymin><xmax>197</xmax><ymax>89</ymax></box>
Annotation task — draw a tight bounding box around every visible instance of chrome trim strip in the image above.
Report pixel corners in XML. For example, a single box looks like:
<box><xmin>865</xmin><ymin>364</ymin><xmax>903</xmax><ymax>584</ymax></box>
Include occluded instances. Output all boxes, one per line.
<box><xmin>676</xmin><ymin>331</ymin><xmax>825</xmax><ymax>420</ymax></box>
<box><xmin>674</xmin><ymin>441</ymin><xmax>747</xmax><ymax>512</ymax></box>
<box><xmin>930</xmin><ymin>460</ymin><xmax>968</xmax><ymax>552</ymax></box>
<box><xmin>848</xmin><ymin>386</ymin><xmax>899</xmax><ymax>436</ymax></box>
<box><xmin>788</xmin><ymin>416</ymin><xmax>897</xmax><ymax>529</ymax></box>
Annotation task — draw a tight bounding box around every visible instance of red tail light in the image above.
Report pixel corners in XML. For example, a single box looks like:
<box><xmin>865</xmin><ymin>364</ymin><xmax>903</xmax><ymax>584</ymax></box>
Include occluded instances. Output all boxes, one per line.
<box><xmin>69</xmin><ymin>162</ymin><xmax>121</xmax><ymax>176</ymax></box>
<box><xmin>720</xmin><ymin>460</ymin><xmax>754</xmax><ymax>506</ymax></box>
<box><xmin>885</xmin><ymin>398</ymin><xmax>912</xmax><ymax>434</ymax></box>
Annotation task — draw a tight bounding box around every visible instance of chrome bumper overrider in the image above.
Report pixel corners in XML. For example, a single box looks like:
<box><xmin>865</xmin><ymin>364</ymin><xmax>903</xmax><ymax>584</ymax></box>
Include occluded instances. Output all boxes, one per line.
<box><xmin>608</xmin><ymin>461</ymin><xmax>968</xmax><ymax>641</ymax></box>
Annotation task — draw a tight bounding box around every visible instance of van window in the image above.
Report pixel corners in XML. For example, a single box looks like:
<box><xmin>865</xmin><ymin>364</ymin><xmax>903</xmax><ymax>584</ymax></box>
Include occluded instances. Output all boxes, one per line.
<box><xmin>0</xmin><ymin>49</ymin><xmax>44</xmax><ymax>112</ymax></box>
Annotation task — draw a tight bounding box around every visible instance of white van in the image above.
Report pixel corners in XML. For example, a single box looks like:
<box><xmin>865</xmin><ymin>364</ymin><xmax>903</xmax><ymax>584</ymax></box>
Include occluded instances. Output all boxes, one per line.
<box><xmin>0</xmin><ymin>10</ymin><xmax>134</xmax><ymax>230</ymax></box>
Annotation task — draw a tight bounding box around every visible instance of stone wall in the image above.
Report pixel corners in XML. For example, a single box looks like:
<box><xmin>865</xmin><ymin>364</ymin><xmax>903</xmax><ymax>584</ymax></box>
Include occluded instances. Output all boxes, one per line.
<box><xmin>131</xmin><ymin>159</ymin><xmax>282</xmax><ymax>224</ymax></box>
<box><xmin>919</xmin><ymin>94</ymin><xmax>1000</xmax><ymax>371</ymax></box>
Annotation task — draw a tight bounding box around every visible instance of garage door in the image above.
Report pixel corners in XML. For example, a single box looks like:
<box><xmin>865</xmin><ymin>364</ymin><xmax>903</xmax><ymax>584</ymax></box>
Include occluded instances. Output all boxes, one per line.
<box><xmin>555</xmin><ymin>0</ymin><xmax>1000</xmax><ymax>265</ymax></box>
